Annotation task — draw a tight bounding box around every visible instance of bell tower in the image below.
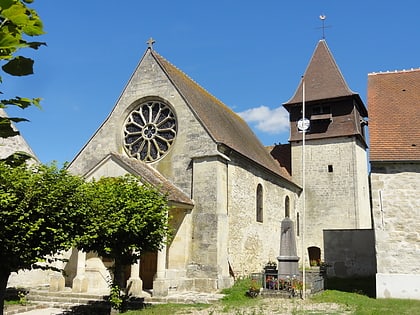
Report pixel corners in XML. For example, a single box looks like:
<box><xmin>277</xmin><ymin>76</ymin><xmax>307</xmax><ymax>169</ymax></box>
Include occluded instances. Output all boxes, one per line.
<box><xmin>283</xmin><ymin>40</ymin><xmax>371</xmax><ymax>263</ymax></box>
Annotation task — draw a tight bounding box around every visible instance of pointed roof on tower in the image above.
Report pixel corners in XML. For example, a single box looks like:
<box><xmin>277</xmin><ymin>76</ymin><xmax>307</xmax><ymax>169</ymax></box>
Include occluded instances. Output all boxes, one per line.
<box><xmin>284</xmin><ymin>40</ymin><xmax>367</xmax><ymax>116</ymax></box>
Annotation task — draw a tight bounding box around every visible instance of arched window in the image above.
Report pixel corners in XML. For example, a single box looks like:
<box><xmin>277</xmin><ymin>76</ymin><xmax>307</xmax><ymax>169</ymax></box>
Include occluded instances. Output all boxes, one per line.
<box><xmin>256</xmin><ymin>184</ymin><xmax>263</xmax><ymax>222</ymax></box>
<box><xmin>285</xmin><ymin>196</ymin><xmax>290</xmax><ymax>218</ymax></box>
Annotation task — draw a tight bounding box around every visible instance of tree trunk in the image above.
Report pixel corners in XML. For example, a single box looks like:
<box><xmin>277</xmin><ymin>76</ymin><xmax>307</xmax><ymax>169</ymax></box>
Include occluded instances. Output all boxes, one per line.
<box><xmin>113</xmin><ymin>259</ymin><xmax>125</xmax><ymax>290</ymax></box>
<box><xmin>0</xmin><ymin>269</ymin><xmax>11</xmax><ymax>315</ymax></box>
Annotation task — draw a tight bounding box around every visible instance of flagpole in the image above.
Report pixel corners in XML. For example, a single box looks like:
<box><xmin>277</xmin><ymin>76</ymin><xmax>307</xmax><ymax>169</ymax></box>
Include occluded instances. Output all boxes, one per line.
<box><xmin>301</xmin><ymin>76</ymin><xmax>306</xmax><ymax>299</ymax></box>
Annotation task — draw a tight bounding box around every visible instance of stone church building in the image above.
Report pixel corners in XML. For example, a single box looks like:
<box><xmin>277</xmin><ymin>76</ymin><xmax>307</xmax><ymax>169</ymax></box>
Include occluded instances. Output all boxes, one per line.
<box><xmin>60</xmin><ymin>38</ymin><xmax>372</xmax><ymax>295</ymax></box>
<box><xmin>7</xmin><ymin>39</ymin><xmax>380</xmax><ymax>297</ymax></box>
<box><xmin>63</xmin><ymin>41</ymin><xmax>302</xmax><ymax>295</ymax></box>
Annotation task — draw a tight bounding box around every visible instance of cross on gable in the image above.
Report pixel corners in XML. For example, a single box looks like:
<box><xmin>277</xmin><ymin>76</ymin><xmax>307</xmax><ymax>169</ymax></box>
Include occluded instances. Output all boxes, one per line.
<box><xmin>147</xmin><ymin>37</ymin><xmax>155</xmax><ymax>49</ymax></box>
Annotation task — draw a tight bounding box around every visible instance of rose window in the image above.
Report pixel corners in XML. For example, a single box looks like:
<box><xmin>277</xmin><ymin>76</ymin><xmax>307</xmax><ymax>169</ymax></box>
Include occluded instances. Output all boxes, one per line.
<box><xmin>123</xmin><ymin>100</ymin><xmax>177</xmax><ymax>162</ymax></box>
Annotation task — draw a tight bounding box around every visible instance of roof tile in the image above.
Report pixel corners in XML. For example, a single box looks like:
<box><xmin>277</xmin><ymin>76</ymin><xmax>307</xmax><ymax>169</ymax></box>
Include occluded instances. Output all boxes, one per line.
<box><xmin>368</xmin><ymin>69</ymin><xmax>420</xmax><ymax>161</ymax></box>
<box><xmin>285</xmin><ymin>40</ymin><xmax>359</xmax><ymax>105</ymax></box>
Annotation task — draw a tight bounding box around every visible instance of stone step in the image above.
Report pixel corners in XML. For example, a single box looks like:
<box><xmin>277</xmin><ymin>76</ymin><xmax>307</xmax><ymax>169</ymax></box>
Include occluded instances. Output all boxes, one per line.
<box><xmin>25</xmin><ymin>289</ymin><xmax>147</xmax><ymax>313</ymax></box>
<box><xmin>27</xmin><ymin>296</ymin><xmax>105</xmax><ymax>305</ymax></box>
<box><xmin>26</xmin><ymin>289</ymin><xmax>110</xmax><ymax>312</ymax></box>
<box><xmin>4</xmin><ymin>304</ymin><xmax>46</xmax><ymax>315</ymax></box>
<box><xmin>27</xmin><ymin>289</ymin><xmax>107</xmax><ymax>300</ymax></box>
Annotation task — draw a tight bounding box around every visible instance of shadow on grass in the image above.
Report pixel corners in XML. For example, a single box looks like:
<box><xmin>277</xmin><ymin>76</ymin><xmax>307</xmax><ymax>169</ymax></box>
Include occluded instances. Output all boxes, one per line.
<box><xmin>325</xmin><ymin>276</ymin><xmax>376</xmax><ymax>298</ymax></box>
<box><xmin>5</xmin><ymin>287</ymin><xmax>150</xmax><ymax>314</ymax></box>
<box><xmin>59</xmin><ymin>296</ymin><xmax>147</xmax><ymax>315</ymax></box>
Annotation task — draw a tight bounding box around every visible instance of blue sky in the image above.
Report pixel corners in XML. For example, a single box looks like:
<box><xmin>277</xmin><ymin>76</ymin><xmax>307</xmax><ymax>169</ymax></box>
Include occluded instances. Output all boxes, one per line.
<box><xmin>4</xmin><ymin>0</ymin><xmax>420</xmax><ymax>164</ymax></box>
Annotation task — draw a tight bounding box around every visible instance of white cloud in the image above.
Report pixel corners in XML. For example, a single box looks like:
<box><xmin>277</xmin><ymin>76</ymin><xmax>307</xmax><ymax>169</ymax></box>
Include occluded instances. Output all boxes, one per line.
<box><xmin>238</xmin><ymin>105</ymin><xmax>289</xmax><ymax>134</ymax></box>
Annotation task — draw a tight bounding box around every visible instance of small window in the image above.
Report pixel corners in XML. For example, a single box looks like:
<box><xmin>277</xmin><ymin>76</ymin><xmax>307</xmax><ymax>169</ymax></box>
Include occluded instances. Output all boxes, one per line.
<box><xmin>312</xmin><ymin>105</ymin><xmax>331</xmax><ymax>115</ymax></box>
<box><xmin>296</xmin><ymin>212</ymin><xmax>300</xmax><ymax>236</ymax></box>
<box><xmin>312</xmin><ymin>106</ymin><xmax>321</xmax><ymax>115</ymax></box>
<box><xmin>328</xmin><ymin>165</ymin><xmax>333</xmax><ymax>173</ymax></box>
<box><xmin>285</xmin><ymin>196</ymin><xmax>290</xmax><ymax>218</ymax></box>
<box><xmin>256</xmin><ymin>184</ymin><xmax>263</xmax><ymax>222</ymax></box>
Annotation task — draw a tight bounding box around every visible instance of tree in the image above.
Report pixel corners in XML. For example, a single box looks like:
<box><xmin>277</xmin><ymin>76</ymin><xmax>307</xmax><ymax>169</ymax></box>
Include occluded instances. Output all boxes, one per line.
<box><xmin>0</xmin><ymin>0</ymin><xmax>45</xmax><ymax>139</ymax></box>
<box><xmin>75</xmin><ymin>175</ymin><xmax>171</xmax><ymax>290</ymax></box>
<box><xmin>0</xmin><ymin>162</ymin><xmax>86</xmax><ymax>314</ymax></box>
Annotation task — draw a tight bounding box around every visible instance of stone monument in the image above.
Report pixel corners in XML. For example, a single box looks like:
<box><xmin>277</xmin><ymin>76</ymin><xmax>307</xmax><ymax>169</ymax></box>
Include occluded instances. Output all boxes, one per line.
<box><xmin>277</xmin><ymin>217</ymin><xmax>299</xmax><ymax>278</ymax></box>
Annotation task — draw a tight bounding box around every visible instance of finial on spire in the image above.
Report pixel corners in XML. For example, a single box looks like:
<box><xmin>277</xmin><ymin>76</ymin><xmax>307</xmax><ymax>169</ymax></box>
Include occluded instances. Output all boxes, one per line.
<box><xmin>319</xmin><ymin>15</ymin><xmax>329</xmax><ymax>39</ymax></box>
<box><xmin>147</xmin><ymin>37</ymin><xmax>155</xmax><ymax>49</ymax></box>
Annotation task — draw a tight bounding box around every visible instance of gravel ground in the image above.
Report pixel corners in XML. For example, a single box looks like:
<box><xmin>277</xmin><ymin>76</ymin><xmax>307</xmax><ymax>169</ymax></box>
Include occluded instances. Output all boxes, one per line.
<box><xmin>175</xmin><ymin>298</ymin><xmax>353</xmax><ymax>315</ymax></box>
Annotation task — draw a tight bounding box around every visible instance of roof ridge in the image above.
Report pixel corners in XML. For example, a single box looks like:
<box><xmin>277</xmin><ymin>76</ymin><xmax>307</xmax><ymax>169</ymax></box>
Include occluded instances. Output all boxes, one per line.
<box><xmin>151</xmin><ymin>50</ymin><xmax>240</xmax><ymax>116</ymax></box>
<box><xmin>284</xmin><ymin>39</ymin><xmax>358</xmax><ymax>105</ymax></box>
<box><xmin>151</xmin><ymin>50</ymin><xmax>252</xmax><ymax>134</ymax></box>
<box><xmin>369</xmin><ymin>67</ymin><xmax>420</xmax><ymax>76</ymax></box>
<box><xmin>149</xmin><ymin>49</ymin><xmax>296</xmax><ymax>185</ymax></box>
<box><xmin>319</xmin><ymin>40</ymin><xmax>356</xmax><ymax>95</ymax></box>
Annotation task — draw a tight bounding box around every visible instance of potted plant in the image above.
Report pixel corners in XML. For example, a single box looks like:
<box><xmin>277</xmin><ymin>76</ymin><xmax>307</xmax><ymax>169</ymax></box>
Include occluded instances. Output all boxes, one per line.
<box><xmin>246</xmin><ymin>279</ymin><xmax>261</xmax><ymax>298</ymax></box>
<box><xmin>264</xmin><ymin>260</ymin><xmax>277</xmax><ymax>272</ymax></box>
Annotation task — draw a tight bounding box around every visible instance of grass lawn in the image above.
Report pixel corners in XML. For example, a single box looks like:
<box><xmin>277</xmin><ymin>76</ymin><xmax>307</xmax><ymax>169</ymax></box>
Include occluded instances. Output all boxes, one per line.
<box><xmin>121</xmin><ymin>278</ymin><xmax>420</xmax><ymax>315</ymax></box>
<box><xmin>311</xmin><ymin>290</ymin><xmax>420</xmax><ymax>315</ymax></box>
<box><xmin>4</xmin><ymin>279</ymin><xmax>420</xmax><ymax>314</ymax></box>
<box><xmin>122</xmin><ymin>291</ymin><xmax>420</xmax><ymax>315</ymax></box>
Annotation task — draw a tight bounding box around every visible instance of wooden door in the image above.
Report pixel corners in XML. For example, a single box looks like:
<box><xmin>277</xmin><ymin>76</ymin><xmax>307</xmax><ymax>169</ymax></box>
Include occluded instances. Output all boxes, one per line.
<box><xmin>140</xmin><ymin>252</ymin><xmax>157</xmax><ymax>289</ymax></box>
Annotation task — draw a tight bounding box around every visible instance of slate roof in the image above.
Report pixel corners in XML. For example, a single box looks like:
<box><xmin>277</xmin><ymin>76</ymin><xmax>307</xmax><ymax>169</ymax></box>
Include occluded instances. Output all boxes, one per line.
<box><xmin>151</xmin><ymin>49</ymin><xmax>295</xmax><ymax>184</ymax></box>
<box><xmin>284</xmin><ymin>40</ymin><xmax>367</xmax><ymax>117</ymax></box>
<box><xmin>368</xmin><ymin>69</ymin><xmax>420</xmax><ymax>162</ymax></box>
<box><xmin>108</xmin><ymin>152</ymin><xmax>194</xmax><ymax>208</ymax></box>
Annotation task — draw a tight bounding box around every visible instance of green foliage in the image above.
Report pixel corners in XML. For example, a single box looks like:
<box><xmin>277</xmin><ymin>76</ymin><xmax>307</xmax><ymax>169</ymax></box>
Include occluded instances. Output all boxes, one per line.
<box><xmin>17</xmin><ymin>290</ymin><xmax>27</xmax><ymax>306</ymax></box>
<box><xmin>108</xmin><ymin>283</ymin><xmax>124</xmax><ymax>312</ymax></box>
<box><xmin>0</xmin><ymin>161</ymin><xmax>86</xmax><ymax>273</ymax></box>
<box><xmin>220</xmin><ymin>277</ymin><xmax>263</xmax><ymax>311</ymax></box>
<box><xmin>76</xmin><ymin>175</ymin><xmax>170</xmax><ymax>260</ymax></box>
<box><xmin>74</xmin><ymin>175</ymin><xmax>170</xmax><ymax>286</ymax></box>
<box><xmin>222</xmin><ymin>277</ymin><xmax>256</xmax><ymax>301</ymax></box>
<box><xmin>0</xmin><ymin>0</ymin><xmax>45</xmax><ymax>138</ymax></box>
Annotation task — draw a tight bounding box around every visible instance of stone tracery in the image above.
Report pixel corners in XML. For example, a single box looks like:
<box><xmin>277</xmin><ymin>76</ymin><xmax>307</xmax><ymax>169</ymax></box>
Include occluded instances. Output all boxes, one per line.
<box><xmin>123</xmin><ymin>100</ymin><xmax>177</xmax><ymax>162</ymax></box>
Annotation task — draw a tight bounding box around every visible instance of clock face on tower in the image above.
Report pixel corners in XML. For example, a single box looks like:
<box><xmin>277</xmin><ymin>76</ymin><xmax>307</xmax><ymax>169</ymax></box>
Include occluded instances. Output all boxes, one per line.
<box><xmin>297</xmin><ymin>118</ymin><xmax>310</xmax><ymax>132</ymax></box>
<box><xmin>123</xmin><ymin>100</ymin><xmax>177</xmax><ymax>162</ymax></box>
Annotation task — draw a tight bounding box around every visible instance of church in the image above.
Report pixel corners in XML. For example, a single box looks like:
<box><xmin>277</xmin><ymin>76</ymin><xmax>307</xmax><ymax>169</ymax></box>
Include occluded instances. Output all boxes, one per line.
<box><xmin>59</xmin><ymin>38</ymin><xmax>371</xmax><ymax>295</ymax></box>
<box><xmin>7</xmin><ymin>38</ymin><xmax>379</xmax><ymax>297</ymax></box>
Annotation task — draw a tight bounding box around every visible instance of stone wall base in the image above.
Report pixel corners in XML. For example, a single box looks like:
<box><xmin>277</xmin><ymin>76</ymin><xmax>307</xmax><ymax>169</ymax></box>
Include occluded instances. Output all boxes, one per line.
<box><xmin>376</xmin><ymin>273</ymin><xmax>420</xmax><ymax>300</ymax></box>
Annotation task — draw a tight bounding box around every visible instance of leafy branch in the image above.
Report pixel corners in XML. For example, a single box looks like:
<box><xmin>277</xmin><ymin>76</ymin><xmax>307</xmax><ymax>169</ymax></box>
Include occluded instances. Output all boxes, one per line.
<box><xmin>0</xmin><ymin>0</ymin><xmax>46</xmax><ymax>140</ymax></box>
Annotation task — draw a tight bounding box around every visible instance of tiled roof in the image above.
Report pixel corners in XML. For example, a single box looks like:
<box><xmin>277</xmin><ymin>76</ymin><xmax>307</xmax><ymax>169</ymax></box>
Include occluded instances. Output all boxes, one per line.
<box><xmin>268</xmin><ymin>144</ymin><xmax>291</xmax><ymax>176</ymax></box>
<box><xmin>151</xmin><ymin>49</ymin><xmax>296</xmax><ymax>185</ymax></box>
<box><xmin>284</xmin><ymin>40</ymin><xmax>366</xmax><ymax>116</ymax></box>
<box><xmin>368</xmin><ymin>68</ymin><xmax>420</xmax><ymax>161</ymax></box>
<box><xmin>109</xmin><ymin>152</ymin><xmax>194</xmax><ymax>208</ymax></box>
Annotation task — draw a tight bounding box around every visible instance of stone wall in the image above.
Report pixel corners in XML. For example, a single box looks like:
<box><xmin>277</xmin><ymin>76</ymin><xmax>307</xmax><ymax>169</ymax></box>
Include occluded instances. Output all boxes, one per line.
<box><xmin>371</xmin><ymin>162</ymin><xmax>420</xmax><ymax>299</ymax></box>
<box><xmin>227</xmin><ymin>154</ymin><xmax>300</xmax><ymax>277</ymax></box>
<box><xmin>67</xmin><ymin>51</ymin><xmax>217</xmax><ymax>183</ymax></box>
<box><xmin>291</xmin><ymin>136</ymin><xmax>371</xmax><ymax>263</ymax></box>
